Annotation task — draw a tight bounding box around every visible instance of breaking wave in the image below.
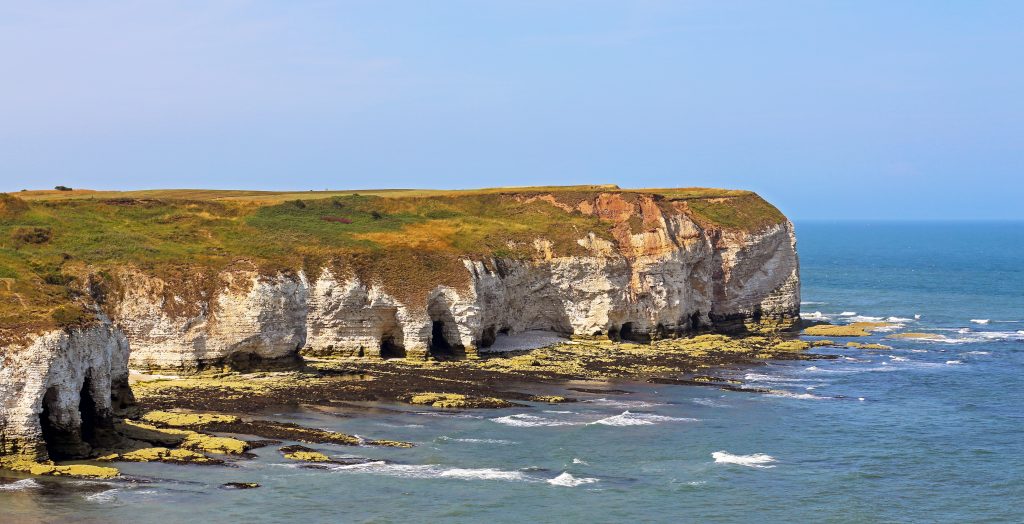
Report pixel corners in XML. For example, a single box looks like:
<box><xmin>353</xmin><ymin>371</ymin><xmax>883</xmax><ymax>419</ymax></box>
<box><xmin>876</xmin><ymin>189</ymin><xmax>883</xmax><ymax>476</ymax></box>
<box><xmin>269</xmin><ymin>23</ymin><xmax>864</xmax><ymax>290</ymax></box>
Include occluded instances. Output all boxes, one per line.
<box><xmin>970</xmin><ymin>319</ymin><xmax>990</xmax><ymax>324</ymax></box>
<box><xmin>589</xmin><ymin>411</ymin><xmax>698</xmax><ymax>426</ymax></box>
<box><xmin>712</xmin><ymin>451</ymin><xmax>777</xmax><ymax>468</ymax></box>
<box><xmin>766</xmin><ymin>390</ymin><xmax>827</xmax><ymax>400</ymax></box>
<box><xmin>491</xmin><ymin>413</ymin><xmax>583</xmax><ymax>427</ymax></box>
<box><xmin>328</xmin><ymin>461</ymin><xmax>529</xmax><ymax>482</ymax></box>
<box><xmin>547</xmin><ymin>472</ymin><xmax>599</xmax><ymax>487</ymax></box>
<box><xmin>0</xmin><ymin>479</ymin><xmax>42</xmax><ymax>491</ymax></box>
<box><xmin>327</xmin><ymin>461</ymin><xmax>600</xmax><ymax>487</ymax></box>
<box><xmin>437</xmin><ymin>436</ymin><xmax>516</xmax><ymax>445</ymax></box>
<box><xmin>582</xmin><ymin>398</ymin><xmax>664</xmax><ymax>409</ymax></box>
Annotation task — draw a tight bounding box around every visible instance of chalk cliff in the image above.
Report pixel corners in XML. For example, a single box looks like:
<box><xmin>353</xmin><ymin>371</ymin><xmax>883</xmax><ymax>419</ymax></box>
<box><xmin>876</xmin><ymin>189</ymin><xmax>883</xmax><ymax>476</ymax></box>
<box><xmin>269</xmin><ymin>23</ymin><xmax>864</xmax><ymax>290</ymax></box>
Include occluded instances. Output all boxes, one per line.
<box><xmin>0</xmin><ymin>186</ymin><xmax>799</xmax><ymax>462</ymax></box>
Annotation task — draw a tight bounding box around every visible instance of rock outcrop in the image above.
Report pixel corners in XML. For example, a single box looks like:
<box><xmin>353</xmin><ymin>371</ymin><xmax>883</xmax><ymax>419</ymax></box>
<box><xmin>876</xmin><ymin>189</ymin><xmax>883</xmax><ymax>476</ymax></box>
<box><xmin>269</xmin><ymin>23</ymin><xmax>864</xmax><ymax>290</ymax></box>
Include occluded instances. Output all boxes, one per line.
<box><xmin>0</xmin><ymin>187</ymin><xmax>799</xmax><ymax>465</ymax></box>
<box><xmin>109</xmin><ymin>192</ymin><xmax>799</xmax><ymax>367</ymax></box>
<box><xmin>0</xmin><ymin>316</ymin><xmax>131</xmax><ymax>462</ymax></box>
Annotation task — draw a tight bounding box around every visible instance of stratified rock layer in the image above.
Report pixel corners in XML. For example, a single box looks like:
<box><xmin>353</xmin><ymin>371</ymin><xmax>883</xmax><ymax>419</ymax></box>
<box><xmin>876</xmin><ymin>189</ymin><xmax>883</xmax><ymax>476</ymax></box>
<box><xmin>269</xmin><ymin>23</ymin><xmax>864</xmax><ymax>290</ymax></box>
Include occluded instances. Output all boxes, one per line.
<box><xmin>0</xmin><ymin>188</ymin><xmax>799</xmax><ymax>464</ymax></box>
<box><xmin>109</xmin><ymin>192</ymin><xmax>799</xmax><ymax>367</ymax></box>
<box><xmin>0</xmin><ymin>317</ymin><xmax>131</xmax><ymax>461</ymax></box>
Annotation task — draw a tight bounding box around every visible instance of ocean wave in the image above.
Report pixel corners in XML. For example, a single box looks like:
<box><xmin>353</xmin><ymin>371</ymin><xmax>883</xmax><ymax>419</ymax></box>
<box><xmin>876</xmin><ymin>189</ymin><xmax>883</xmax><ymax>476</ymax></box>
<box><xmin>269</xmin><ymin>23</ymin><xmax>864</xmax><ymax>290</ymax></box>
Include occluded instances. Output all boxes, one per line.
<box><xmin>491</xmin><ymin>413</ymin><xmax>583</xmax><ymax>427</ymax></box>
<box><xmin>328</xmin><ymin>461</ymin><xmax>530</xmax><ymax>482</ymax></box>
<box><xmin>846</xmin><ymin>315</ymin><xmax>883</xmax><ymax>323</ymax></box>
<box><xmin>766</xmin><ymin>390</ymin><xmax>827</xmax><ymax>400</ymax></box>
<box><xmin>970</xmin><ymin>319</ymin><xmax>990</xmax><ymax>324</ymax></box>
<box><xmin>840</xmin><ymin>311</ymin><xmax>857</xmax><ymax>317</ymax></box>
<box><xmin>415</xmin><ymin>411</ymin><xmax>485</xmax><ymax>419</ymax></box>
<box><xmin>712</xmin><ymin>451</ymin><xmax>777</xmax><ymax>468</ymax></box>
<box><xmin>800</xmin><ymin>311</ymin><xmax>831</xmax><ymax>321</ymax></box>
<box><xmin>437</xmin><ymin>436</ymin><xmax>516</xmax><ymax>445</ymax></box>
<box><xmin>963</xmin><ymin>351</ymin><xmax>991</xmax><ymax>356</ymax></box>
<box><xmin>946</xmin><ymin>360</ymin><xmax>963</xmax><ymax>365</ymax></box>
<box><xmin>692</xmin><ymin>398</ymin><xmax>731</xmax><ymax>408</ymax></box>
<box><xmin>885</xmin><ymin>316</ymin><xmax>915</xmax><ymax>323</ymax></box>
<box><xmin>572</xmin><ymin>457</ymin><xmax>589</xmax><ymax>465</ymax></box>
<box><xmin>547</xmin><ymin>472</ymin><xmax>599</xmax><ymax>487</ymax></box>
<box><xmin>582</xmin><ymin>398</ymin><xmax>664</xmax><ymax>409</ymax></box>
<box><xmin>744</xmin><ymin>372</ymin><xmax>812</xmax><ymax>383</ymax></box>
<box><xmin>327</xmin><ymin>461</ymin><xmax>598</xmax><ymax>487</ymax></box>
<box><xmin>85</xmin><ymin>488</ymin><xmax>119</xmax><ymax>503</ymax></box>
<box><xmin>801</xmin><ymin>301</ymin><xmax>827</xmax><ymax>305</ymax></box>
<box><xmin>0</xmin><ymin>479</ymin><xmax>42</xmax><ymax>491</ymax></box>
<box><xmin>589</xmin><ymin>410</ymin><xmax>698</xmax><ymax>427</ymax></box>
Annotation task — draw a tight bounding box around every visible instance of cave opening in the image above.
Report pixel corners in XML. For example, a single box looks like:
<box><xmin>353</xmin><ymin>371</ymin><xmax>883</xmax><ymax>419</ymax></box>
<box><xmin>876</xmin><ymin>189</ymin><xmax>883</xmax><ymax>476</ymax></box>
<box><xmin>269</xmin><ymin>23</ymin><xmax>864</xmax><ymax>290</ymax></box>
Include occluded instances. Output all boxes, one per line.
<box><xmin>430</xmin><ymin>320</ymin><xmax>454</xmax><ymax>357</ymax></box>
<box><xmin>39</xmin><ymin>381</ymin><xmax>98</xmax><ymax>460</ymax></box>
<box><xmin>479</xmin><ymin>325</ymin><xmax>497</xmax><ymax>348</ymax></box>
<box><xmin>690</xmin><ymin>311</ymin><xmax>702</xmax><ymax>332</ymax></box>
<box><xmin>380</xmin><ymin>334</ymin><xmax>406</xmax><ymax>359</ymax></box>
<box><xmin>620</xmin><ymin>322</ymin><xmax>635</xmax><ymax>341</ymax></box>
<box><xmin>39</xmin><ymin>386</ymin><xmax>63</xmax><ymax>459</ymax></box>
<box><xmin>79</xmin><ymin>378</ymin><xmax>98</xmax><ymax>444</ymax></box>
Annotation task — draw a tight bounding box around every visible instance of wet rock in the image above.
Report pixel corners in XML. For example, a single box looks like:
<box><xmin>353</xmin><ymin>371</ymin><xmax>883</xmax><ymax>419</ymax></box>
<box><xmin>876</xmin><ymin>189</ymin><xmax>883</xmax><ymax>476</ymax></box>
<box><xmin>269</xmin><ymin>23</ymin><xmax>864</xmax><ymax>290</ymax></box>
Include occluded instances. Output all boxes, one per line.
<box><xmin>221</xmin><ymin>482</ymin><xmax>260</xmax><ymax>489</ymax></box>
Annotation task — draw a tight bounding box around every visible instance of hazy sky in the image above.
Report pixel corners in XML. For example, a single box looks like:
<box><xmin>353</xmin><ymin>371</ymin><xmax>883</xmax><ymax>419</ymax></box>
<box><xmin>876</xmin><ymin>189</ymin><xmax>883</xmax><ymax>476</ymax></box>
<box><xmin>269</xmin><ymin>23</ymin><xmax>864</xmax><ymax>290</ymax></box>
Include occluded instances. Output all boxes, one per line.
<box><xmin>2</xmin><ymin>1</ymin><xmax>1021</xmax><ymax>219</ymax></box>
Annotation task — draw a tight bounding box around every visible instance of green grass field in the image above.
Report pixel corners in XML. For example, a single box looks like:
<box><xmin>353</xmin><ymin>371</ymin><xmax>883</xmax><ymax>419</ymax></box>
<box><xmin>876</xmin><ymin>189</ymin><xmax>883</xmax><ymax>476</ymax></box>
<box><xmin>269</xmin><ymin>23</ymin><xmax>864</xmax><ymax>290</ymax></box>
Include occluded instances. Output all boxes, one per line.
<box><xmin>0</xmin><ymin>185</ymin><xmax>785</xmax><ymax>341</ymax></box>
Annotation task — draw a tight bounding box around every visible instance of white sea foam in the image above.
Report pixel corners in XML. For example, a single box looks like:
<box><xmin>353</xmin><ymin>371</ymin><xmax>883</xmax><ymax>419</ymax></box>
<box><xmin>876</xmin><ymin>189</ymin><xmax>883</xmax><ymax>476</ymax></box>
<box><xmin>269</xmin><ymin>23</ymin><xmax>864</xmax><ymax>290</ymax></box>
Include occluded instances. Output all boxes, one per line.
<box><xmin>946</xmin><ymin>360</ymin><xmax>963</xmax><ymax>365</ymax></box>
<box><xmin>437</xmin><ymin>436</ymin><xmax>515</xmax><ymax>445</ymax></box>
<box><xmin>0</xmin><ymin>479</ymin><xmax>42</xmax><ymax>491</ymax></box>
<box><xmin>712</xmin><ymin>451</ymin><xmax>777</xmax><ymax>468</ymax></box>
<box><xmin>840</xmin><ymin>311</ymin><xmax>857</xmax><ymax>317</ymax></box>
<box><xmin>914</xmin><ymin>314</ymin><xmax>921</xmax><ymax>320</ymax></box>
<box><xmin>889</xmin><ymin>356</ymin><xmax>909</xmax><ymax>362</ymax></box>
<box><xmin>970</xmin><ymin>319</ymin><xmax>990</xmax><ymax>324</ymax></box>
<box><xmin>964</xmin><ymin>351</ymin><xmax>991</xmax><ymax>356</ymax></box>
<box><xmin>743</xmin><ymin>373</ymin><xmax>812</xmax><ymax>384</ymax></box>
<box><xmin>692</xmin><ymin>398</ymin><xmax>731</xmax><ymax>408</ymax></box>
<box><xmin>590</xmin><ymin>411</ymin><xmax>698</xmax><ymax>426</ymax></box>
<box><xmin>766</xmin><ymin>390</ymin><xmax>826</xmax><ymax>400</ymax></box>
<box><xmin>846</xmin><ymin>315</ymin><xmax>883</xmax><ymax>323</ymax></box>
<box><xmin>85</xmin><ymin>489</ymin><xmax>119</xmax><ymax>503</ymax></box>
<box><xmin>547</xmin><ymin>472</ymin><xmax>599</xmax><ymax>487</ymax></box>
<box><xmin>491</xmin><ymin>413</ymin><xmax>583</xmax><ymax>427</ymax></box>
<box><xmin>439</xmin><ymin>468</ymin><xmax>530</xmax><ymax>481</ymax></box>
<box><xmin>885</xmin><ymin>316</ymin><xmax>915</xmax><ymax>323</ymax></box>
<box><xmin>801</xmin><ymin>301</ymin><xmax>827</xmax><ymax>305</ymax></box>
<box><xmin>582</xmin><ymin>398</ymin><xmax>663</xmax><ymax>409</ymax></box>
<box><xmin>329</xmin><ymin>461</ymin><xmax>530</xmax><ymax>482</ymax></box>
<box><xmin>801</xmin><ymin>311</ymin><xmax>830</xmax><ymax>321</ymax></box>
<box><xmin>572</xmin><ymin>458</ymin><xmax>589</xmax><ymax>465</ymax></box>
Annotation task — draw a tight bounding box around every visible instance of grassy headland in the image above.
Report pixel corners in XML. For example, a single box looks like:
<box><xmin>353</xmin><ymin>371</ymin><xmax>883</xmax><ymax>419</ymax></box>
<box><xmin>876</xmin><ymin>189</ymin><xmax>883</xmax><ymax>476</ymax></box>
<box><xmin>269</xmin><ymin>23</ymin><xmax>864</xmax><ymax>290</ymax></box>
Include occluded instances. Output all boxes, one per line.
<box><xmin>0</xmin><ymin>185</ymin><xmax>786</xmax><ymax>341</ymax></box>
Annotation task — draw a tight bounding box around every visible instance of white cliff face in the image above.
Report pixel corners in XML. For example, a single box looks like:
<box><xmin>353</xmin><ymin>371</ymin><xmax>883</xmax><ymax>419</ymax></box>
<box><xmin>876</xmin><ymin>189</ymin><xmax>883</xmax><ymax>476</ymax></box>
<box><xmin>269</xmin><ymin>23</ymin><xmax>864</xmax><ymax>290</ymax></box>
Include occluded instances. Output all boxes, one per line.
<box><xmin>707</xmin><ymin>221</ymin><xmax>801</xmax><ymax>331</ymax></box>
<box><xmin>305</xmin><ymin>269</ymin><xmax>422</xmax><ymax>358</ymax></box>
<box><xmin>104</xmin><ymin>192</ymin><xmax>799</xmax><ymax>368</ymax></box>
<box><xmin>0</xmin><ymin>317</ymin><xmax>130</xmax><ymax>461</ymax></box>
<box><xmin>115</xmin><ymin>267</ymin><xmax>307</xmax><ymax>371</ymax></box>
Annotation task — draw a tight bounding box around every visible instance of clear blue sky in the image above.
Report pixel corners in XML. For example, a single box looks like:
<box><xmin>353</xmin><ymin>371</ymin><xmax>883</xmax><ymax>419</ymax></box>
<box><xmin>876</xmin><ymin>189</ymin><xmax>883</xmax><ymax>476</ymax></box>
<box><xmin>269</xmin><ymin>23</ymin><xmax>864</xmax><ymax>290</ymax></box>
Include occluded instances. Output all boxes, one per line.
<box><xmin>1</xmin><ymin>1</ymin><xmax>1021</xmax><ymax>219</ymax></box>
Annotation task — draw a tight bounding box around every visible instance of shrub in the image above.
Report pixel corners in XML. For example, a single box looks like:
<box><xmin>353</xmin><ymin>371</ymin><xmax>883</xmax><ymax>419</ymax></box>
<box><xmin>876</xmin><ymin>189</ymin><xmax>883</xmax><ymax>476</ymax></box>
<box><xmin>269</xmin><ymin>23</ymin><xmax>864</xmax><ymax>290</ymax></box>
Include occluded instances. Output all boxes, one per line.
<box><xmin>11</xmin><ymin>227</ymin><xmax>52</xmax><ymax>244</ymax></box>
<box><xmin>292</xmin><ymin>199</ymin><xmax>306</xmax><ymax>209</ymax></box>
<box><xmin>54</xmin><ymin>185</ymin><xmax>73</xmax><ymax>191</ymax></box>
<box><xmin>371</xmin><ymin>211</ymin><xmax>384</xmax><ymax>220</ymax></box>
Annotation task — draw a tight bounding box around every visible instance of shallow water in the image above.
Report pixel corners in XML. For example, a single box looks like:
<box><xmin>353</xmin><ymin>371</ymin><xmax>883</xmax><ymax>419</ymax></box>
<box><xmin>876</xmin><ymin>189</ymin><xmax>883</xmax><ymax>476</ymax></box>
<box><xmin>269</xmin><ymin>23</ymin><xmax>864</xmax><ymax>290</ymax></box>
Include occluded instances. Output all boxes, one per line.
<box><xmin>2</xmin><ymin>221</ymin><xmax>1022</xmax><ymax>523</ymax></box>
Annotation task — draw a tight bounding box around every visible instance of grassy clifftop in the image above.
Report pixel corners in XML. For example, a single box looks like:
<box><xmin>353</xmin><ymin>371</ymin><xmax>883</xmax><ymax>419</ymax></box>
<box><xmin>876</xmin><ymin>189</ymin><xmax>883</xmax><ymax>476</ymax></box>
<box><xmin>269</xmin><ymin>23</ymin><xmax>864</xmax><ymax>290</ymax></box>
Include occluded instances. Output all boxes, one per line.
<box><xmin>0</xmin><ymin>185</ymin><xmax>786</xmax><ymax>340</ymax></box>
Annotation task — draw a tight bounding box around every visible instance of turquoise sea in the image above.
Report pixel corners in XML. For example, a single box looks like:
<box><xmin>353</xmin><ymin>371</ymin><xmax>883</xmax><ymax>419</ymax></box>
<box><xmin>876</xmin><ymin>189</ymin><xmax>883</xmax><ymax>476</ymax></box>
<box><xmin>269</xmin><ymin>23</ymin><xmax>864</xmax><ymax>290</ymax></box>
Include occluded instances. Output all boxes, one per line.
<box><xmin>2</xmin><ymin>221</ymin><xmax>1022</xmax><ymax>523</ymax></box>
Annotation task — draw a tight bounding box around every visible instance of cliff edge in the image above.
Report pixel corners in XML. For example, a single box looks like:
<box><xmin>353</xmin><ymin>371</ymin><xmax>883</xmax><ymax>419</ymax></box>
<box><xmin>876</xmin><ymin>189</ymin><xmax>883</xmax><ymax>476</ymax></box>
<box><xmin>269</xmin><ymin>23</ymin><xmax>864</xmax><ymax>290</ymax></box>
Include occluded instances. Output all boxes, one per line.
<box><xmin>0</xmin><ymin>185</ymin><xmax>798</xmax><ymax>464</ymax></box>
